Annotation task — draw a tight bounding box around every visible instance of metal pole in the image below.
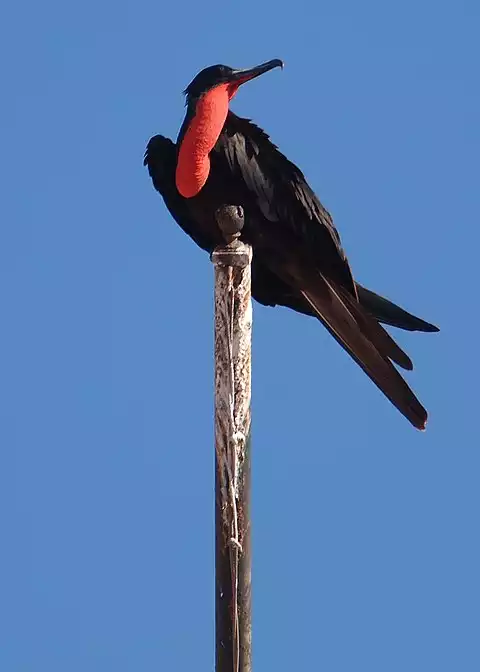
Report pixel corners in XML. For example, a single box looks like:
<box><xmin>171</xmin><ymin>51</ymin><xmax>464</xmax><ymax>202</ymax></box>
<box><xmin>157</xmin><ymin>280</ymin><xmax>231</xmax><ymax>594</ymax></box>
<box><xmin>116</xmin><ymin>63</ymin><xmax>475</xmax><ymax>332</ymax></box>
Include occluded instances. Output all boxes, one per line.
<box><xmin>212</xmin><ymin>205</ymin><xmax>252</xmax><ymax>672</ymax></box>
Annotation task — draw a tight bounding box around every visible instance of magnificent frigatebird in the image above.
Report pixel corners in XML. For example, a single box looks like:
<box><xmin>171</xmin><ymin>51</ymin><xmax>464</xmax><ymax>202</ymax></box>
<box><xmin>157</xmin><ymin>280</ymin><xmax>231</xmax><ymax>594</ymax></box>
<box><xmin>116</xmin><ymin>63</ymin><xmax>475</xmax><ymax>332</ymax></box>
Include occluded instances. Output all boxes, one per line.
<box><xmin>144</xmin><ymin>60</ymin><xmax>439</xmax><ymax>429</ymax></box>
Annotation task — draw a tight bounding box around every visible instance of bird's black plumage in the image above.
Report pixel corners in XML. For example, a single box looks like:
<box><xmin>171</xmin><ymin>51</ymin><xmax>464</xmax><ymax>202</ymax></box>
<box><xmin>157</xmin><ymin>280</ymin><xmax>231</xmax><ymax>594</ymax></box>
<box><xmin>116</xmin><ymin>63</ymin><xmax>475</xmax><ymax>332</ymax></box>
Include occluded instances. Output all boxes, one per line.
<box><xmin>144</xmin><ymin>134</ymin><xmax>438</xmax><ymax>333</ymax></box>
<box><xmin>144</xmin><ymin>62</ymin><xmax>438</xmax><ymax>428</ymax></box>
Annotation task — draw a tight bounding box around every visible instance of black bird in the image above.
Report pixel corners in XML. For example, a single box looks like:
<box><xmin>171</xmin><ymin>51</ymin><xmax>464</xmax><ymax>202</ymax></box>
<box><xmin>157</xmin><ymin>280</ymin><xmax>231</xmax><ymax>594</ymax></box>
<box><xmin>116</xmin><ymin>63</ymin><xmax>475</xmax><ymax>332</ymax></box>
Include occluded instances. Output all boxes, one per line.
<box><xmin>144</xmin><ymin>60</ymin><xmax>439</xmax><ymax>429</ymax></box>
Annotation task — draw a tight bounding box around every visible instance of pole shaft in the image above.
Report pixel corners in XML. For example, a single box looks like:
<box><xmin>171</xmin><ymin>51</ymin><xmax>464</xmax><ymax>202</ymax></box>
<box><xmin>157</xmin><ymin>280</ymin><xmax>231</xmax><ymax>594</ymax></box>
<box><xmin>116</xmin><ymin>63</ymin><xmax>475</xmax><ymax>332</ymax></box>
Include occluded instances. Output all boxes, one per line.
<box><xmin>212</xmin><ymin>206</ymin><xmax>252</xmax><ymax>672</ymax></box>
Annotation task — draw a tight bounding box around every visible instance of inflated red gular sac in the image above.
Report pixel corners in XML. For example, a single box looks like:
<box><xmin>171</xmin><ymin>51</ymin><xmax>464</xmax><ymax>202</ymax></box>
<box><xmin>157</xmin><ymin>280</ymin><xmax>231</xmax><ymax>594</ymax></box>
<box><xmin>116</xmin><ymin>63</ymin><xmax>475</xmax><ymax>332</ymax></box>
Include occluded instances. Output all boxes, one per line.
<box><xmin>175</xmin><ymin>60</ymin><xmax>284</xmax><ymax>198</ymax></box>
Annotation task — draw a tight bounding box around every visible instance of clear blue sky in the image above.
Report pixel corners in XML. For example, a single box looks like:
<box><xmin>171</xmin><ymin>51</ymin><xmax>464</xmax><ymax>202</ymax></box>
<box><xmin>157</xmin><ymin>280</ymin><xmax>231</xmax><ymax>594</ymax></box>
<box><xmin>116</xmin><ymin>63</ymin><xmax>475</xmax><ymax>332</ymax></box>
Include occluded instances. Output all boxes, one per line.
<box><xmin>1</xmin><ymin>0</ymin><xmax>478</xmax><ymax>670</ymax></box>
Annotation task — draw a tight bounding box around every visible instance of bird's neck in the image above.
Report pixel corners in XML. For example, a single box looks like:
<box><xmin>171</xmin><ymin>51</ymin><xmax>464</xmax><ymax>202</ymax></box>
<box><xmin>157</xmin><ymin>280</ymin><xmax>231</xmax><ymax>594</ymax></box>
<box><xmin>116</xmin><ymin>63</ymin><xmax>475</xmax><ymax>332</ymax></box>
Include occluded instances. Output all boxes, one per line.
<box><xmin>175</xmin><ymin>89</ymin><xmax>230</xmax><ymax>198</ymax></box>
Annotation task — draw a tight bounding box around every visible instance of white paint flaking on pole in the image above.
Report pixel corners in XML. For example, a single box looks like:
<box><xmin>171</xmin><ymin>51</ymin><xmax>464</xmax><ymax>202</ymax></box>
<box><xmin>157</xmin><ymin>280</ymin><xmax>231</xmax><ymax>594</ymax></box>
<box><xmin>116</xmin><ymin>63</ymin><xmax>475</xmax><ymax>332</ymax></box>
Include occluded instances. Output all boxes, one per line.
<box><xmin>212</xmin><ymin>241</ymin><xmax>252</xmax><ymax>541</ymax></box>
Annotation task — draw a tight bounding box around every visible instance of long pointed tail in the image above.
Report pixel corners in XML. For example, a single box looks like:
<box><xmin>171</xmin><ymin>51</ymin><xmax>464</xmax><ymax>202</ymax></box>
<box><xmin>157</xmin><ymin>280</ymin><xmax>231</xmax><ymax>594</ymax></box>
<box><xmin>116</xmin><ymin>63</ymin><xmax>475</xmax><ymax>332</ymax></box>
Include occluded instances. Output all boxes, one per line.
<box><xmin>268</xmin><ymin>253</ymin><xmax>429</xmax><ymax>429</ymax></box>
<box><xmin>301</xmin><ymin>277</ymin><xmax>428</xmax><ymax>429</ymax></box>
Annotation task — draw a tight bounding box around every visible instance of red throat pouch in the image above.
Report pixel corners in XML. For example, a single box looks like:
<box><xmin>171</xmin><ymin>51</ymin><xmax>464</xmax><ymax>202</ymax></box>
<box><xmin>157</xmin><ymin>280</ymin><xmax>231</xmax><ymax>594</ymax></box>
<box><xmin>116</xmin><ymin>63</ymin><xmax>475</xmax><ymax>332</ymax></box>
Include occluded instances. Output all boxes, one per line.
<box><xmin>176</xmin><ymin>86</ymin><xmax>229</xmax><ymax>198</ymax></box>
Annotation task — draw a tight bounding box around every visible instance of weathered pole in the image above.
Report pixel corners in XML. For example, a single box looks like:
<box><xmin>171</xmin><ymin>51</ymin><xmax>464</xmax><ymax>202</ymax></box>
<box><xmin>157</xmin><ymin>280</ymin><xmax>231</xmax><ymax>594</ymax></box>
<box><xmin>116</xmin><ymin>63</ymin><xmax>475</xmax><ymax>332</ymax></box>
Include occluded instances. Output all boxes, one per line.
<box><xmin>212</xmin><ymin>205</ymin><xmax>252</xmax><ymax>672</ymax></box>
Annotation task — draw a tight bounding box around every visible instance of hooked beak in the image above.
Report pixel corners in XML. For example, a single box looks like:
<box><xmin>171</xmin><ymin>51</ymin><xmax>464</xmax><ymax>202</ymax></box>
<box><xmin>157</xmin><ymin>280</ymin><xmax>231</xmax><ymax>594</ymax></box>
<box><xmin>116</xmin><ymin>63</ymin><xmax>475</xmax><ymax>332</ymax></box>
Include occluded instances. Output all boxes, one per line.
<box><xmin>228</xmin><ymin>59</ymin><xmax>284</xmax><ymax>86</ymax></box>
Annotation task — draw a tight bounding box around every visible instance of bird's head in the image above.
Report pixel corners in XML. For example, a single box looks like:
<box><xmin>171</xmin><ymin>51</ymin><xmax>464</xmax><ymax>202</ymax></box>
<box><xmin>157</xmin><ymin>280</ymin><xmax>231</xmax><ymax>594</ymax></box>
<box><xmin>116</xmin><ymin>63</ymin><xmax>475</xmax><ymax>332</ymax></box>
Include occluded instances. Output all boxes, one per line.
<box><xmin>184</xmin><ymin>59</ymin><xmax>284</xmax><ymax>106</ymax></box>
